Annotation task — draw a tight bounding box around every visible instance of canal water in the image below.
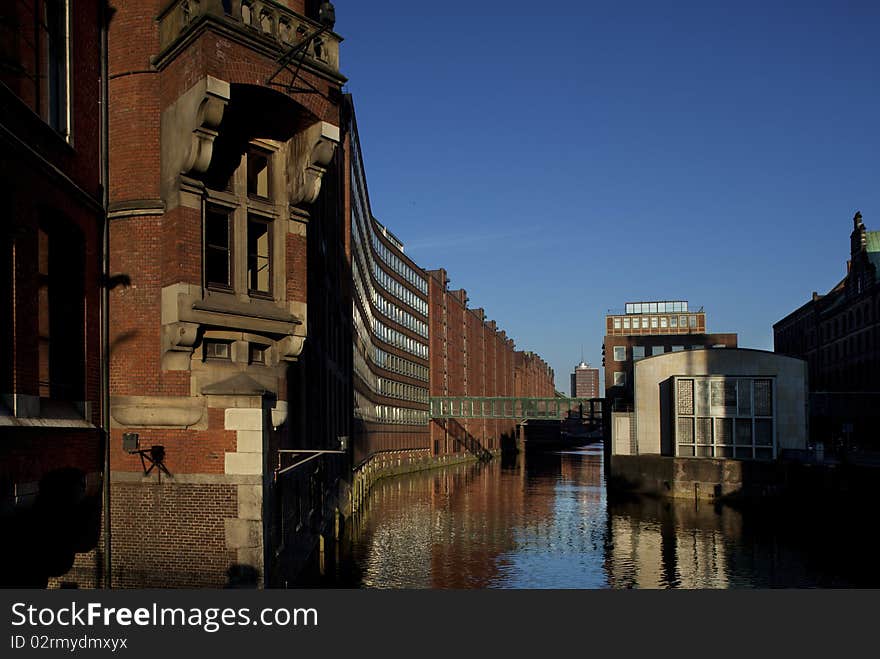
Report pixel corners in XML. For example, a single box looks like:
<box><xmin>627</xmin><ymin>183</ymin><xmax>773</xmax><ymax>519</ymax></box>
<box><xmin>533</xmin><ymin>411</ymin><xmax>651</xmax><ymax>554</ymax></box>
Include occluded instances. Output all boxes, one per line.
<box><xmin>328</xmin><ymin>445</ymin><xmax>880</xmax><ymax>588</ymax></box>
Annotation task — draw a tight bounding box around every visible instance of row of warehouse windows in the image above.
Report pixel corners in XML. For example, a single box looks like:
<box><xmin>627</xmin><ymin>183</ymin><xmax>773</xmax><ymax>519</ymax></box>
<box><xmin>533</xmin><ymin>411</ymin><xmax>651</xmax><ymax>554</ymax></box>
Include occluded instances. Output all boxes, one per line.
<box><xmin>374</xmin><ymin>319</ymin><xmax>428</xmax><ymax>359</ymax></box>
<box><xmin>352</xmin><ymin>180</ymin><xmax>428</xmax><ymax>316</ymax></box>
<box><xmin>353</xmin><ymin>253</ymin><xmax>427</xmax><ymax>338</ymax></box>
<box><xmin>613</xmin><ymin>315</ymin><xmax>699</xmax><ymax>330</ymax></box>
<box><xmin>351</xmin><ymin>346</ymin><xmax>428</xmax><ymax>404</ymax></box>
<box><xmin>374</xmin><ymin>347</ymin><xmax>428</xmax><ymax>382</ymax></box>
<box><xmin>352</xmin><ymin>280</ymin><xmax>427</xmax><ymax>384</ymax></box>
<box><xmin>352</xmin><ymin>258</ymin><xmax>427</xmax><ymax>359</ymax></box>
<box><xmin>354</xmin><ymin>390</ymin><xmax>430</xmax><ymax>425</ymax></box>
<box><xmin>371</xmin><ymin>231</ymin><xmax>428</xmax><ymax>294</ymax></box>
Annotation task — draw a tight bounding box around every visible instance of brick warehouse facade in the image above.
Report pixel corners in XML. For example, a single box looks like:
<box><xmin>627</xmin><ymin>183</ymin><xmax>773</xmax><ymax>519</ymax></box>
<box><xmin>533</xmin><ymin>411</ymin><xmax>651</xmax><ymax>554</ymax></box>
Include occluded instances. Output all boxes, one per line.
<box><xmin>106</xmin><ymin>1</ymin><xmax>350</xmax><ymax>587</ymax></box>
<box><xmin>426</xmin><ymin>269</ymin><xmax>555</xmax><ymax>457</ymax></box>
<box><xmin>349</xmin><ymin>99</ymin><xmax>431</xmax><ymax>468</ymax></box>
<box><xmin>1</xmin><ymin>1</ymin><xmax>108</xmax><ymax>587</ymax></box>
<box><xmin>774</xmin><ymin>212</ymin><xmax>880</xmax><ymax>450</ymax></box>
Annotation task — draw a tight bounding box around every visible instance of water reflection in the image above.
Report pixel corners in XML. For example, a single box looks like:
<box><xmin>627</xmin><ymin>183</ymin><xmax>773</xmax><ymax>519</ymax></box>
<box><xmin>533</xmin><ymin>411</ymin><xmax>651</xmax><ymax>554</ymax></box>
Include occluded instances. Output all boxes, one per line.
<box><xmin>333</xmin><ymin>445</ymin><xmax>879</xmax><ymax>588</ymax></box>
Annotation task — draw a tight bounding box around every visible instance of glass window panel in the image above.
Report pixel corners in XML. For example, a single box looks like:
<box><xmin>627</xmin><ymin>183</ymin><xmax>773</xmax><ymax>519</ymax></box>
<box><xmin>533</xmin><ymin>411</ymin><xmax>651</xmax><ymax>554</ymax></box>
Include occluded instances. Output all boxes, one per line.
<box><xmin>247</xmin><ymin>216</ymin><xmax>271</xmax><ymax>294</ymax></box>
<box><xmin>755</xmin><ymin>448</ymin><xmax>773</xmax><ymax>461</ymax></box>
<box><xmin>735</xmin><ymin>419</ymin><xmax>753</xmax><ymax>446</ymax></box>
<box><xmin>614</xmin><ymin>317</ymin><xmax>622</xmax><ymax>329</ymax></box>
<box><xmin>670</xmin><ymin>316</ymin><xmax>678</xmax><ymax>328</ymax></box>
<box><xmin>737</xmin><ymin>379</ymin><xmax>751</xmax><ymax>416</ymax></box>
<box><xmin>696</xmin><ymin>417</ymin><xmax>713</xmax><ymax>444</ymax></box>
<box><xmin>755</xmin><ymin>419</ymin><xmax>773</xmax><ymax>446</ymax></box>
<box><xmin>651</xmin><ymin>317</ymin><xmax>658</xmax><ymax>328</ymax></box>
<box><xmin>205</xmin><ymin>206</ymin><xmax>231</xmax><ymax>288</ymax></box>
<box><xmin>715</xmin><ymin>418</ymin><xmax>733</xmax><ymax>446</ymax></box>
<box><xmin>632</xmin><ymin>346</ymin><xmax>645</xmax><ymax>361</ymax></box>
<box><xmin>247</xmin><ymin>151</ymin><xmax>270</xmax><ymax>198</ymax></box>
<box><xmin>623</xmin><ymin>317</ymin><xmax>631</xmax><ymax>329</ymax></box>
<box><xmin>696</xmin><ymin>446</ymin><xmax>712</xmax><ymax>457</ymax></box>
<box><xmin>680</xmin><ymin>315</ymin><xmax>687</xmax><ymax>327</ymax></box>
<box><xmin>660</xmin><ymin>316</ymin><xmax>668</xmax><ymax>328</ymax></box>
<box><xmin>715</xmin><ymin>446</ymin><xmax>733</xmax><ymax>458</ymax></box>
<box><xmin>677</xmin><ymin>417</ymin><xmax>694</xmax><ymax>444</ymax></box>
<box><xmin>754</xmin><ymin>379</ymin><xmax>773</xmax><ymax>416</ymax></box>
<box><xmin>613</xmin><ymin>346</ymin><xmax>626</xmax><ymax>361</ymax></box>
<box><xmin>689</xmin><ymin>315</ymin><xmax>697</xmax><ymax>328</ymax></box>
<box><xmin>678</xmin><ymin>444</ymin><xmax>695</xmax><ymax>457</ymax></box>
<box><xmin>735</xmin><ymin>447</ymin><xmax>753</xmax><ymax>459</ymax></box>
<box><xmin>677</xmin><ymin>379</ymin><xmax>694</xmax><ymax>415</ymax></box>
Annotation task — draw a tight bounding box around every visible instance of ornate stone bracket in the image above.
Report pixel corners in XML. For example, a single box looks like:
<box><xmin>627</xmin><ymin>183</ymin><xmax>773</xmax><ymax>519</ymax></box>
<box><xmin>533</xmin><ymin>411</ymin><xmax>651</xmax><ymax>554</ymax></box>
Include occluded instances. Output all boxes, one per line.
<box><xmin>162</xmin><ymin>321</ymin><xmax>200</xmax><ymax>371</ymax></box>
<box><xmin>277</xmin><ymin>335</ymin><xmax>306</xmax><ymax>362</ymax></box>
<box><xmin>161</xmin><ymin>76</ymin><xmax>230</xmax><ymax>204</ymax></box>
<box><xmin>183</xmin><ymin>77</ymin><xmax>229</xmax><ymax>174</ymax></box>
<box><xmin>287</xmin><ymin>121</ymin><xmax>340</xmax><ymax>206</ymax></box>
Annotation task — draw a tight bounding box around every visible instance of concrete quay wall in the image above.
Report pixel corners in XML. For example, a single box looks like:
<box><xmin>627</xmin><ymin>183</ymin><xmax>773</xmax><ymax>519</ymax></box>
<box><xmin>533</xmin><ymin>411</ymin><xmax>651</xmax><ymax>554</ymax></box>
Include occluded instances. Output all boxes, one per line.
<box><xmin>610</xmin><ymin>454</ymin><xmax>880</xmax><ymax>503</ymax></box>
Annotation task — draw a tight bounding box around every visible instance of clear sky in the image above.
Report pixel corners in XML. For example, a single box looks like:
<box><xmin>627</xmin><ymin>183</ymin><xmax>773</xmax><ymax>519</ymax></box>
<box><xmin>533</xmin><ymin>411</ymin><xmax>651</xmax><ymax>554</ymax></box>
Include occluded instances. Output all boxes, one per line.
<box><xmin>334</xmin><ymin>1</ymin><xmax>880</xmax><ymax>392</ymax></box>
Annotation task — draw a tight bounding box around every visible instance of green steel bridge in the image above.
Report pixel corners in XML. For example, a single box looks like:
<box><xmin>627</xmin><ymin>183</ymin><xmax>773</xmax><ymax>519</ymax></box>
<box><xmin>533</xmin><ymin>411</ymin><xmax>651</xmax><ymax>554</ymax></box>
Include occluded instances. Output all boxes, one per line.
<box><xmin>429</xmin><ymin>397</ymin><xmax>603</xmax><ymax>422</ymax></box>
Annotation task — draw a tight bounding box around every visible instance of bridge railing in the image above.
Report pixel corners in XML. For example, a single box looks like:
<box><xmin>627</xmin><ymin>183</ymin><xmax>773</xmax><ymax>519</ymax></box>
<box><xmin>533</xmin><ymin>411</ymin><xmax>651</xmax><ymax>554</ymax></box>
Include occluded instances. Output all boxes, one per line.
<box><xmin>429</xmin><ymin>397</ymin><xmax>604</xmax><ymax>421</ymax></box>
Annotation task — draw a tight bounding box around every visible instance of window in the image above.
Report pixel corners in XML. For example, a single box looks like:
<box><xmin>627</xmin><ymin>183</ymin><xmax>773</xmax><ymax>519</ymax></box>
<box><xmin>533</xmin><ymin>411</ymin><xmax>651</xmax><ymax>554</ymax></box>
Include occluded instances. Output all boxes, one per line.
<box><xmin>613</xmin><ymin>317</ymin><xmax>621</xmax><ymax>329</ymax></box>
<box><xmin>650</xmin><ymin>345</ymin><xmax>665</xmax><ymax>356</ymax></box>
<box><xmin>204</xmin><ymin>148</ymin><xmax>279</xmax><ymax>300</ymax></box>
<box><xmin>672</xmin><ymin>345</ymin><xmax>684</xmax><ymax>352</ymax></box>
<box><xmin>249</xmin><ymin>343</ymin><xmax>267</xmax><ymax>364</ymax></box>
<box><xmin>670</xmin><ymin>316</ymin><xmax>678</xmax><ymax>328</ymax></box>
<box><xmin>613</xmin><ymin>372</ymin><xmax>626</xmax><ymax>386</ymax></box>
<box><xmin>641</xmin><ymin>317</ymin><xmax>649</xmax><ymax>329</ymax></box>
<box><xmin>247</xmin><ymin>149</ymin><xmax>270</xmax><ymax>198</ymax></box>
<box><xmin>613</xmin><ymin>346</ymin><xmax>626</xmax><ymax>361</ymax></box>
<box><xmin>689</xmin><ymin>315</ymin><xmax>697</xmax><ymax>328</ymax></box>
<box><xmin>651</xmin><ymin>317</ymin><xmax>658</xmax><ymax>329</ymax></box>
<box><xmin>632</xmin><ymin>346</ymin><xmax>645</xmax><ymax>361</ymax></box>
<box><xmin>205</xmin><ymin>205</ymin><xmax>232</xmax><ymax>290</ymax></box>
<box><xmin>623</xmin><ymin>317</ymin><xmax>630</xmax><ymax>329</ymax></box>
<box><xmin>35</xmin><ymin>221</ymin><xmax>84</xmax><ymax>404</ymax></box>
<box><xmin>660</xmin><ymin>316</ymin><xmax>668</xmax><ymax>328</ymax></box>
<box><xmin>204</xmin><ymin>340</ymin><xmax>231</xmax><ymax>360</ymax></box>
<box><xmin>247</xmin><ymin>215</ymin><xmax>271</xmax><ymax>295</ymax></box>
<box><xmin>676</xmin><ymin>376</ymin><xmax>775</xmax><ymax>460</ymax></box>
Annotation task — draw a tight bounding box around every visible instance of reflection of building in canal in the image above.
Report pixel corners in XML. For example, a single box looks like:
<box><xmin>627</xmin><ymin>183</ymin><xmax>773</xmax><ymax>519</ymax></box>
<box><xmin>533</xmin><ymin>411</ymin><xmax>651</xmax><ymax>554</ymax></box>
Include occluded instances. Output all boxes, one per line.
<box><xmin>606</xmin><ymin>498</ymin><xmax>742</xmax><ymax>588</ymax></box>
<box><xmin>347</xmin><ymin>451</ymin><xmax>611</xmax><ymax>588</ymax></box>
<box><xmin>348</xmin><ymin>458</ymin><xmax>557</xmax><ymax>587</ymax></box>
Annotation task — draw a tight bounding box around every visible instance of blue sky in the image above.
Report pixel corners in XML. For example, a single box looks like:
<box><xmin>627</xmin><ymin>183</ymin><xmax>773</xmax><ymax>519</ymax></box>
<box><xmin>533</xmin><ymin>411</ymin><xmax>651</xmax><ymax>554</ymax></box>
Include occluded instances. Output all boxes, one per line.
<box><xmin>335</xmin><ymin>1</ymin><xmax>880</xmax><ymax>391</ymax></box>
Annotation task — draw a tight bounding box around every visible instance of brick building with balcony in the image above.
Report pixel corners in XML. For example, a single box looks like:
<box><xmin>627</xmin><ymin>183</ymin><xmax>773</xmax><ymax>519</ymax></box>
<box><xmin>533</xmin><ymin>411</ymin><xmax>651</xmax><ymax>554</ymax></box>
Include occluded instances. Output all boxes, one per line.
<box><xmin>603</xmin><ymin>301</ymin><xmax>737</xmax><ymax>410</ymax></box>
<box><xmin>105</xmin><ymin>0</ymin><xmax>350</xmax><ymax>588</ymax></box>
<box><xmin>1</xmin><ymin>0</ymin><xmax>109</xmax><ymax>587</ymax></box>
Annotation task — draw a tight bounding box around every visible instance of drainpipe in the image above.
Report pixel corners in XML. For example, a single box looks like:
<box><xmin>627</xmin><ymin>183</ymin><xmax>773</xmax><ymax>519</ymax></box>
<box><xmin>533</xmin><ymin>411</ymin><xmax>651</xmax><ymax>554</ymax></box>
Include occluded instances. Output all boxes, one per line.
<box><xmin>99</xmin><ymin>0</ymin><xmax>112</xmax><ymax>589</ymax></box>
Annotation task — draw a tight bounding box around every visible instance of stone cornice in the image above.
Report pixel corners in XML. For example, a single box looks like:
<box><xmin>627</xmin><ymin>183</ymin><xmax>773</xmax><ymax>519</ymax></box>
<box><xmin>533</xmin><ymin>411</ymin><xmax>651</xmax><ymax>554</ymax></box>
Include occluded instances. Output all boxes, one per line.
<box><xmin>152</xmin><ymin>12</ymin><xmax>347</xmax><ymax>86</ymax></box>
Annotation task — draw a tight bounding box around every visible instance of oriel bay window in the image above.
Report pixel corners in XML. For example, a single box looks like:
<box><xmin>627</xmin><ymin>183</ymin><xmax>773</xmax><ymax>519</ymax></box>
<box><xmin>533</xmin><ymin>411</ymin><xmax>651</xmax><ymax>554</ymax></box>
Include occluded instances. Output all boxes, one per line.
<box><xmin>202</xmin><ymin>145</ymin><xmax>278</xmax><ymax>300</ymax></box>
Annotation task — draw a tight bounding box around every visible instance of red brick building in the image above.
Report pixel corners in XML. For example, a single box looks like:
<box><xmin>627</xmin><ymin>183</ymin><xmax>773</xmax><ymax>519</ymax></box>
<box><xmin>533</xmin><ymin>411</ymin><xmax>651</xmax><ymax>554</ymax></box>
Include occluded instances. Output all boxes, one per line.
<box><xmin>1</xmin><ymin>0</ymin><xmax>108</xmax><ymax>587</ymax></box>
<box><xmin>774</xmin><ymin>212</ymin><xmax>880</xmax><ymax>450</ymax></box>
<box><xmin>426</xmin><ymin>269</ymin><xmax>554</xmax><ymax>455</ymax></box>
<box><xmin>570</xmin><ymin>362</ymin><xmax>600</xmax><ymax>399</ymax></box>
<box><xmin>349</xmin><ymin>97</ymin><xmax>431</xmax><ymax>467</ymax></box>
<box><xmin>603</xmin><ymin>301</ymin><xmax>738</xmax><ymax>410</ymax></box>
<box><xmin>106</xmin><ymin>0</ymin><xmax>349</xmax><ymax>587</ymax></box>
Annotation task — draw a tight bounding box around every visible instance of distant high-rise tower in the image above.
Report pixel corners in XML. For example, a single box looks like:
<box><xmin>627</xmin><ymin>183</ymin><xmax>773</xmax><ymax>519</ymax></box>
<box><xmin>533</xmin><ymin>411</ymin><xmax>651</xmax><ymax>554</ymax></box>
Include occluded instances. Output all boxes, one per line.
<box><xmin>571</xmin><ymin>362</ymin><xmax>600</xmax><ymax>398</ymax></box>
